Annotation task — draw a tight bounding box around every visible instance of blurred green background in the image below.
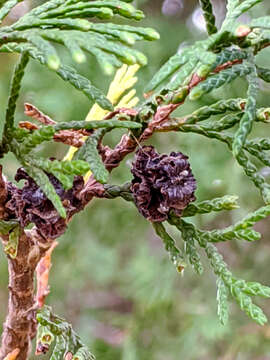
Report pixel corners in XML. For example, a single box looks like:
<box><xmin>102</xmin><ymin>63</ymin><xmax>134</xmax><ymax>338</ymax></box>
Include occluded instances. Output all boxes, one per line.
<box><xmin>1</xmin><ymin>1</ymin><xmax>270</xmax><ymax>359</ymax></box>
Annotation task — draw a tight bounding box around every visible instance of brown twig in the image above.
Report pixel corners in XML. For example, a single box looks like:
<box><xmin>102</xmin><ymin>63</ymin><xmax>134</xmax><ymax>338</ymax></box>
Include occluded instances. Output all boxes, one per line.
<box><xmin>213</xmin><ymin>59</ymin><xmax>243</xmax><ymax>74</ymax></box>
<box><xmin>0</xmin><ymin>229</ymin><xmax>53</xmax><ymax>360</ymax></box>
<box><xmin>139</xmin><ymin>103</ymin><xmax>179</xmax><ymax>142</ymax></box>
<box><xmin>104</xmin><ymin>107</ymin><xmax>138</xmax><ymax>120</ymax></box>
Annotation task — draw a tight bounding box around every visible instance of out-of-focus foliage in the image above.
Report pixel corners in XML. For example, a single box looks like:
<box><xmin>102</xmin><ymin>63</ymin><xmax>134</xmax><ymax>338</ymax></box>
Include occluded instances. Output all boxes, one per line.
<box><xmin>1</xmin><ymin>1</ymin><xmax>270</xmax><ymax>359</ymax></box>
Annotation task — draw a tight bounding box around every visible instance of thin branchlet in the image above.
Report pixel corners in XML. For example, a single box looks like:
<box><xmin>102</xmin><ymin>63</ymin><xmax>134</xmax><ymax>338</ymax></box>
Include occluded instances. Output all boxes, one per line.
<box><xmin>1</xmin><ymin>1</ymin><xmax>270</xmax><ymax>359</ymax></box>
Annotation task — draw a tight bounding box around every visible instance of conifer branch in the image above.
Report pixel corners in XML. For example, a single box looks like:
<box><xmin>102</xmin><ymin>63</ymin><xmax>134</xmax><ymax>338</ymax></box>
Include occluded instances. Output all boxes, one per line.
<box><xmin>1</xmin><ymin>1</ymin><xmax>270</xmax><ymax>359</ymax></box>
<box><xmin>199</xmin><ymin>0</ymin><xmax>218</xmax><ymax>35</ymax></box>
<box><xmin>1</xmin><ymin>53</ymin><xmax>29</xmax><ymax>156</ymax></box>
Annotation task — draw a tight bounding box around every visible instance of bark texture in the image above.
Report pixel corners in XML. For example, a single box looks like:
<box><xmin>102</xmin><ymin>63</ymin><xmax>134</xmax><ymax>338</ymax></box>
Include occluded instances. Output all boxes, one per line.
<box><xmin>0</xmin><ymin>230</ymin><xmax>51</xmax><ymax>360</ymax></box>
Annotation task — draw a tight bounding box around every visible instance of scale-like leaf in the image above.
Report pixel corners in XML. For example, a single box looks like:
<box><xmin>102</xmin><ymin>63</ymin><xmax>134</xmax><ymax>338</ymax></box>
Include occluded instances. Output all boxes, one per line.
<box><xmin>36</xmin><ymin>306</ymin><xmax>95</xmax><ymax>360</ymax></box>
<box><xmin>74</xmin><ymin>130</ymin><xmax>108</xmax><ymax>184</ymax></box>
<box><xmin>0</xmin><ymin>0</ymin><xmax>22</xmax><ymax>23</ymax></box>
<box><xmin>183</xmin><ymin>195</ymin><xmax>239</xmax><ymax>217</ymax></box>
<box><xmin>20</xmin><ymin>126</ymin><xmax>55</xmax><ymax>154</ymax></box>
<box><xmin>233</xmin><ymin>58</ymin><xmax>258</xmax><ymax>157</ymax></box>
<box><xmin>170</xmin><ymin>218</ymin><xmax>203</xmax><ymax>275</ymax></box>
<box><xmin>169</xmin><ymin>57</ymin><xmax>198</xmax><ymax>90</ymax></box>
<box><xmin>257</xmin><ymin>66</ymin><xmax>270</xmax><ymax>82</ymax></box>
<box><xmin>4</xmin><ymin>226</ymin><xmax>20</xmax><ymax>259</ymax></box>
<box><xmin>184</xmin><ymin>98</ymin><xmax>246</xmax><ymax>124</ymax></box>
<box><xmin>199</xmin><ymin>0</ymin><xmax>217</xmax><ymax>35</ymax></box>
<box><xmin>54</xmin><ymin>119</ymin><xmax>141</xmax><ymax>131</ymax></box>
<box><xmin>200</xmin><ymin>227</ymin><xmax>261</xmax><ymax>243</ymax></box>
<box><xmin>229</xmin><ymin>0</ymin><xmax>262</xmax><ymax>21</ymax></box>
<box><xmin>217</xmin><ymin>278</ymin><xmax>229</xmax><ymax>325</ymax></box>
<box><xmin>29</xmin><ymin>158</ymin><xmax>90</xmax><ymax>190</ymax></box>
<box><xmin>189</xmin><ymin>63</ymin><xmax>253</xmax><ymax>100</ymax></box>
<box><xmin>145</xmin><ymin>53</ymin><xmax>189</xmax><ymax>93</ymax></box>
<box><xmin>251</xmin><ymin>16</ymin><xmax>270</xmax><ymax>29</ymax></box>
<box><xmin>233</xmin><ymin>205</ymin><xmax>270</xmax><ymax>230</ymax></box>
<box><xmin>23</xmin><ymin>165</ymin><xmax>66</xmax><ymax>218</ymax></box>
<box><xmin>0</xmin><ymin>220</ymin><xmax>19</xmax><ymax>235</ymax></box>
<box><xmin>205</xmin><ymin>243</ymin><xmax>267</xmax><ymax>325</ymax></box>
<box><xmin>3</xmin><ymin>53</ymin><xmax>29</xmax><ymax>149</ymax></box>
<box><xmin>56</xmin><ymin>65</ymin><xmax>113</xmax><ymax>110</ymax></box>
<box><xmin>152</xmin><ymin>222</ymin><xmax>185</xmax><ymax>273</ymax></box>
<box><xmin>0</xmin><ymin>43</ymin><xmax>114</xmax><ymax>110</ymax></box>
<box><xmin>231</xmin><ymin>286</ymin><xmax>267</xmax><ymax>325</ymax></box>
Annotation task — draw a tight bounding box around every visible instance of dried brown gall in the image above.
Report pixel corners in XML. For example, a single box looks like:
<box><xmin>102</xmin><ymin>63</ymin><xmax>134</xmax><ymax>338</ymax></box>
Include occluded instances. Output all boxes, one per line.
<box><xmin>131</xmin><ymin>146</ymin><xmax>196</xmax><ymax>222</ymax></box>
<box><xmin>6</xmin><ymin>168</ymin><xmax>84</xmax><ymax>239</ymax></box>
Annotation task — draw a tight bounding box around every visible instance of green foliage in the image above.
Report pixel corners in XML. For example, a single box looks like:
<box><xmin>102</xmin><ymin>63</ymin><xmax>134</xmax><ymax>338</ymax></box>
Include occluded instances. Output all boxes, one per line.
<box><xmin>55</xmin><ymin>64</ymin><xmax>113</xmax><ymax>110</ymax></box>
<box><xmin>189</xmin><ymin>64</ymin><xmax>253</xmax><ymax>100</ymax></box>
<box><xmin>163</xmin><ymin>198</ymin><xmax>270</xmax><ymax>324</ymax></box>
<box><xmin>0</xmin><ymin>219</ymin><xmax>19</xmax><ymax>235</ymax></box>
<box><xmin>54</xmin><ymin>120</ymin><xmax>141</xmax><ymax>131</ymax></box>
<box><xmin>2</xmin><ymin>53</ymin><xmax>29</xmax><ymax>150</ymax></box>
<box><xmin>4</xmin><ymin>115</ymin><xmax>141</xmax><ymax>219</ymax></box>
<box><xmin>233</xmin><ymin>205</ymin><xmax>270</xmax><ymax>229</ymax></box>
<box><xmin>0</xmin><ymin>0</ymin><xmax>158</xmax><ymax>78</ymax></box>
<box><xmin>216</xmin><ymin>278</ymin><xmax>229</xmax><ymax>325</ymax></box>
<box><xmin>228</xmin><ymin>0</ymin><xmax>262</xmax><ymax>22</ymax></box>
<box><xmin>167</xmin><ymin>122</ymin><xmax>270</xmax><ymax>202</ymax></box>
<box><xmin>0</xmin><ymin>43</ymin><xmax>114</xmax><ymax>110</ymax></box>
<box><xmin>257</xmin><ymin>66</ymin><xmax>270</xmax><ymax>82</ymax></box>
<box><xmin>169</xmin><ymin>57</ymin><xmax>198</xmax><ymax>90</ymax></box>
<box><xmin>104</xmin><ymin>182</ymin><xmax>133</xmax><ymax>202</ymax></box>
<box><xmin>199</xmin><ymin>227</ymin><xmax>261</xmax><ymax>243</ymax></box>
<box><xmin>182</xmin><ymin>195</ymin><xmax>239</xmax><ymax>216</ymax></box>
<box><xmin>0</xmin><ymin>0</ymin><xmax>23</xmax><ymax>23</ymax></box>
<box><xmin>251</xmin><ymin>16</ymin><xmax>270</xmax><ymax>29</ymax></box>
<box><xmin>0</xmin><ymin>0</ymin><xmax>156</xmax><ymax>172</ymax></box>
<box><xmin>169</xmin><ymin>218</ymin><xmax>204</xmax><ymax>275</ymax></box>
<box><xmin>19</xmin><ymin>126</ymin><xmax>55</xmax><ymax>154</ymax></box>
<box><xmin>0</xmin><ymin>0</ymin><xmax>153</xmax><ymax>222</ymax></box>
<box><xmin>233</xmin><ymin>57</ymin><xmax>258</xmax><ymax>157</ymax></box>
<box><xmin>36</xmin><ymin>306</ymin><xmax>95</xmax><ymax>360</ymax></box>
<box><xmin>152</xmin><ymin>222</ymin><xmax>185</xmax><ymax>273</ymax></box>
<box><xmin>144</xmin><ymin>53</ymin><xmax>187</xmax><ymax>93</ymax></box>
<box><xmin>160</xmin><ymin>196</ymin><xmax>270</xmax><ymax>326</ymax></box>
<box><xmin>182</xmin><ymin>98</ymin><xmax>246</xmax><ymax>124</ymax></box>
<box><xmin>23</xmin><ymin>164</ymin><xmax>67</xmax><ymax>218</ymax></box>
<box><xmin>3</xmin><ymin>225</ymin><xmax>19</xmax><ymax>259</ymax></box>
<box><xmin>198</xmin><ymin>0</ymin><xmax>217</xmax><ymax>35</ymax></box>
<box><xmin>30</xmin><ymin>158</ymin><xmax>90</xmax><ymax>190</ymax></box>
<box><xmin>74</xmin><ymin>129</ymin><xmax>108</xmax><ymax>184</ymax></box>
<box><xmin>1</xmin><ymin>1</ymin><xmax>270</xmax><ymax>359</ymax></box>
<box><xmin>205</xmin><ymin>243</ymin><xmax>268</xmax><ymax>325</ymax></box>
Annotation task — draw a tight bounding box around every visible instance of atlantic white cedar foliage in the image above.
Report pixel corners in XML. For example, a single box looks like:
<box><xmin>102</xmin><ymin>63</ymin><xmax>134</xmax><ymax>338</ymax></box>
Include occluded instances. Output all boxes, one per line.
<box><xmin>1</xmin><ymin>0</ymin><xmax>270</xmax><ymax>359</ymax></box>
